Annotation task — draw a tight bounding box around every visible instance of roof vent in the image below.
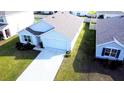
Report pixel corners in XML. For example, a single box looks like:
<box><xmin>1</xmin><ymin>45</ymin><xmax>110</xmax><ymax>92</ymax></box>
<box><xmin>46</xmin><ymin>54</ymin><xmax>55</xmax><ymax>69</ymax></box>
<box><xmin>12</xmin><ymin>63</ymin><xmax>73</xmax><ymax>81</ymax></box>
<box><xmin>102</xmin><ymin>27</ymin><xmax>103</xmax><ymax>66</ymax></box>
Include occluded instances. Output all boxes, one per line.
<box><xmin>52</xmin><ymin>16</ymin><xmax>55</xmax><ymax>18</ymax></box>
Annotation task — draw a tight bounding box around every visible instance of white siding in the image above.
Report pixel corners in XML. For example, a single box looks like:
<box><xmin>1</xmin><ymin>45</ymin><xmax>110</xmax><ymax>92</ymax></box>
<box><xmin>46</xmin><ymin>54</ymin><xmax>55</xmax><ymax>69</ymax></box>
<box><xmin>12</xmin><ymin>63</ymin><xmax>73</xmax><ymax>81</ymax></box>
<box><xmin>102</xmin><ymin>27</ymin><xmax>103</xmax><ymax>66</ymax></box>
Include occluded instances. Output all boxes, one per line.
<box><xmin>18</xmin><ymin>30</ymin><xmax>37</xmax><ymax>46</ymax></box>
<box><xmin>40</xmin><ymin>30</ymin><xmax>71</xmax><ymax>51</ymax></box>
<box><xmin>5</xmin><ymin>12</ymin><xmax>34</xmax><ymax>36</ymax></box>
<box><xmin>96</xmin><ymin>42</ymin><xmax>124</xmax><ymax>60</ymax></box>
<box><xmin>71</xmin><ymin>23</ymin><xmax>84</xmax><ymax>50</ymax></box>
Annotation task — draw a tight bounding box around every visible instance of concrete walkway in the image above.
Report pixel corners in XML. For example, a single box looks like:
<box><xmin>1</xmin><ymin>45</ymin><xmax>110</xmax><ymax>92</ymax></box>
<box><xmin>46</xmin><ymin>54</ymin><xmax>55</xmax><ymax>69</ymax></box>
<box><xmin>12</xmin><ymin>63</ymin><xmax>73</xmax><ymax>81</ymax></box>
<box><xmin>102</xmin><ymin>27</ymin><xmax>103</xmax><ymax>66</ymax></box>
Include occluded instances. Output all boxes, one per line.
<box><xmin>17</xmin><ymin>48</ymin><xmax>65</xmax><ymax>81</ymax></box>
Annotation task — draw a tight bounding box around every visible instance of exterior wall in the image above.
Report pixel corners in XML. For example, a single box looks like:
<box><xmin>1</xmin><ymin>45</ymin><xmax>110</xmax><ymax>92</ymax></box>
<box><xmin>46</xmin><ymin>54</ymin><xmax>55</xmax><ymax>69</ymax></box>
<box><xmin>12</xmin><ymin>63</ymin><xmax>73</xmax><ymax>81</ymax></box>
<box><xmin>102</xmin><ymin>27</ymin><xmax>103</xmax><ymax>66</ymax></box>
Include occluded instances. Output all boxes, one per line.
<box><xmin>104</xmin><ymin>14</ymin><xmax>123</xmax><ymax>18</ymax></box>
<box><xmin>96</xmin><ymin>41</ymin><xmax>124</xmax><ymax>61</ymax></box>
<box><xmin>97</xmin><ymin>13</ymin><xmax>124</xmax><ymax>19</ymax></box>
<box><xmin>18</xmin><ymin>30</ymin><xmax>37</xmax><ymax>46</ymax></box>
<box><xmin>5</xmin><ymin>12</ymin><xmax>34</xmax><ymax>37</ymax></box>
<box><xmin>40</xmin><ymin>29</ymin><xmax>71</xmax><ymax>51</ymax></box>
<box><xmin>71</xmin><ymin>11</ymin><xmax>88</xmax><ymax>16</ymax></box>
<box><xmin>71</xmin><ymin>23</ymin><xmax>84</xmax><ymax>51</ymax></box>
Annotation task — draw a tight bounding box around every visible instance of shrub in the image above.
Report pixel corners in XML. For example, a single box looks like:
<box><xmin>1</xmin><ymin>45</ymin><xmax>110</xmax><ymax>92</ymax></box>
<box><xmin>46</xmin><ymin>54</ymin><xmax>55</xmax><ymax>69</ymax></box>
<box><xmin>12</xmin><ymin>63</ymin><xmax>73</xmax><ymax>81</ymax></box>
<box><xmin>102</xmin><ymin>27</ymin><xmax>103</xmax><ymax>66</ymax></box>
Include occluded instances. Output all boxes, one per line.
<box><xmin>16</xmin><ymin>42</ymin><xmax>35</xmax><ymax>50</ymax></box>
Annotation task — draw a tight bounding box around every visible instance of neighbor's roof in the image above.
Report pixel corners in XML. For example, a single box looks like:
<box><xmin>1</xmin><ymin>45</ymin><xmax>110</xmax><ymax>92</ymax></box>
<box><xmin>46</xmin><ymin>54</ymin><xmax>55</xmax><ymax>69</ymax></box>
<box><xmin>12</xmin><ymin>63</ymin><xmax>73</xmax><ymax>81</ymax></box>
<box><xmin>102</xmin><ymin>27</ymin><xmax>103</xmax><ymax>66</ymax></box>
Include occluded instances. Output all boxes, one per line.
<box><xmin>43</xmin><ymin>11</ymin><xmax>84</xmax><ymax>40</ymax></box>
<box><xmin>26</xmin><ymin>21</ymin><xmax>54</xmax><ymax>35</ymax></box>
<box><xmin>97</xmin><ymin>11</ymin><xmax>124</xmax><ymax>14</ymax></box>
<box><xmin>96</xmin><ymin>16</ymin><xmax>124</xmax><ymax>45</ymax></box>
<box><xmin>0</xmin><ymin>11</ymin><xmax>28</xmax><ymax>16</ymax></box>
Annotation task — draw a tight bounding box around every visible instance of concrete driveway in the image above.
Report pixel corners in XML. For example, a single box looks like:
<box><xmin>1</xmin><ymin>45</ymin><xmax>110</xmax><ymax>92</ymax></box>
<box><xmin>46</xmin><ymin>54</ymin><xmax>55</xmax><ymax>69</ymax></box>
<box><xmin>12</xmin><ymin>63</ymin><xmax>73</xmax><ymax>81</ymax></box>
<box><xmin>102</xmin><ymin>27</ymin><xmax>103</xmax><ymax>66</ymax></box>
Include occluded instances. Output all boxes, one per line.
<box><xmin>17</xmin><ymin>48</ymin><xmax>65</xmax><ymax>81</ymax></box>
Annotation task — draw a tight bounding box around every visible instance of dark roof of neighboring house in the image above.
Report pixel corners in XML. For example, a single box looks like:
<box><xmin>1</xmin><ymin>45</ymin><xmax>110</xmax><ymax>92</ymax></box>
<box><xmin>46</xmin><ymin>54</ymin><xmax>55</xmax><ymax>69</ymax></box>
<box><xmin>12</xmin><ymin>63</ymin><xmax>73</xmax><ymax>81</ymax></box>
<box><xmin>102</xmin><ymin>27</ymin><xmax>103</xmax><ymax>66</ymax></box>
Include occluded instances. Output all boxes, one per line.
<box><xmin>97</xmin><ymin>11</ymin><xmax>124</xmax><ymax>14</ymax></box>
<box><xmin>25</xmin><ymin>27</ymin><xmax>45</xmax><ymax>35</ymax></box>
<box><xmin>0</xmin><ymin>23</ymin><xmax>7</xmax><ymax>30</ymax></box>
<box><xmin>43</xmin><ymin>11</ymin><xmax>83</xmax><ymax>40</ymax></box>
<box><xmin>96</xmin><ymin>17</ymin><xmax>124</xmax><ymax>45</ymax></box>
<box><xmin>0</xmin><ymin>11</ymin><xmax>25</xmax><ymax>16</ymax></box>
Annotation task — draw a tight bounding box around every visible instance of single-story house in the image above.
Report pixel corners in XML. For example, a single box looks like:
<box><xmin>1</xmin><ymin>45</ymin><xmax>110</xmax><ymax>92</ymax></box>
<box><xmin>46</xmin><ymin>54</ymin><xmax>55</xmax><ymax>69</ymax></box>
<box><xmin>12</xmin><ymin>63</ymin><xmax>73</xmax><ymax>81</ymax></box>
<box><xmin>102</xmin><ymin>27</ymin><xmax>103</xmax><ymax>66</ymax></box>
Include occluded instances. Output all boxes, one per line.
<box><xmin>97</xmin><ymin>11</ymin><xmax>124</xmax><ymax>19</ymax></box>
<box><xmin>34</xmin><ymin>11</ymin><xmax>57</xmax><ymax>15</ymax></box>
<box><xmin>69</xmin><ymin>11</ymin><xmax>89</xmax><ymax>17</ymax></box>
<box><xmin>18</xmin><ymin>12</ymin><xmax>84</xmax><ymax>51</ymax></box>
<box><xmin>0</xmin><ymin>11</ymin><xmax>34</xmax><ymax>40</ymax></box>
<box><xmin>96</xmin><ymin>17</ymin><xmax>124</xmax><ymax>61</ymax></box>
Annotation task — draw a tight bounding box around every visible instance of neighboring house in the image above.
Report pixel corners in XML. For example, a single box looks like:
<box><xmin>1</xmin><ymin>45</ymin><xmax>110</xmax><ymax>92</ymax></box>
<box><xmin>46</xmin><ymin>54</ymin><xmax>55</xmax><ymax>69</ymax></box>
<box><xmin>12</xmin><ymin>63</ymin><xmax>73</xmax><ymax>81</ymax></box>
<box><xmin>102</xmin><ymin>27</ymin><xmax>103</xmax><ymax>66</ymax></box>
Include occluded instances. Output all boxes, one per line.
<box><xmin>69</xmin><ymin>11</ymin><xmax>89</xmax><ymax>17</ymax></box>
<box><xmin>34</xmin><ymin>11</ymin><xmax>57</xmax><ymax>15</ymax></box>
<box><xmin>96</xmin><ymin>17</ymin><xmax>124</xmax><ymax>61</ymax></box>
<box><xmin>97</xmin><ymin>11</ymin><xmax>124</xmax><ymax>19</ymax></box>
<box><xmin>0</xmin><ymin>11</ymin><xmax>34</xmax><ymax>40</ymax></box>
<box><xmin>18</xmin><ymin>12</ymin><xmax>84</xmax><ymax>51</ymax></box>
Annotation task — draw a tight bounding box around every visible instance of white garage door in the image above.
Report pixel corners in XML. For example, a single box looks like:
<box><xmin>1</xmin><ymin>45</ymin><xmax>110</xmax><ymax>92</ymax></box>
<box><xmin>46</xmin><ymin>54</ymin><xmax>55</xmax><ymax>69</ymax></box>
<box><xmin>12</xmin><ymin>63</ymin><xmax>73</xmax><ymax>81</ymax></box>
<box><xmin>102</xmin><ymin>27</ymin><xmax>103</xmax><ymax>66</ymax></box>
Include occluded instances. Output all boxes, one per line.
<box><xmin>42</xmin><ymin>38</ymin><xmax>68</xmax><ymax>50</ymax></box>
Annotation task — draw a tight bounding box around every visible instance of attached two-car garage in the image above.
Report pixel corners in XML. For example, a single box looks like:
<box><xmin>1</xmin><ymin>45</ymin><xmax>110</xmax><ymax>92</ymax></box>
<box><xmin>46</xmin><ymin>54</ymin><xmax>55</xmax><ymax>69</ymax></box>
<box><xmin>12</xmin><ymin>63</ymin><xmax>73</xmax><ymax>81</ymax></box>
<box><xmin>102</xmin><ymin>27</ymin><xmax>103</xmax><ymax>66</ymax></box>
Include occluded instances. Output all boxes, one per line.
<box><xmin>40</xmin><ymin>30</ymin><xmax>70</xmax><ymax>51</ymax></box>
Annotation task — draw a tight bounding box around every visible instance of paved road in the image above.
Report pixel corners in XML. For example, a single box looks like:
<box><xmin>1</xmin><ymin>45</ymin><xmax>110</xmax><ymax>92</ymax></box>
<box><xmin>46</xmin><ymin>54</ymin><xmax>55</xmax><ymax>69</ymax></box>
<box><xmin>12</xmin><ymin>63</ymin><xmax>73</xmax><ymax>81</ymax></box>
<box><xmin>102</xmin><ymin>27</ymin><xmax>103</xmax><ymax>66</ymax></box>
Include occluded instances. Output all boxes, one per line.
<box><xmin>17</xmin><ymin>48</ymin><xmax>65</xmax><ymax>81</ymax></box>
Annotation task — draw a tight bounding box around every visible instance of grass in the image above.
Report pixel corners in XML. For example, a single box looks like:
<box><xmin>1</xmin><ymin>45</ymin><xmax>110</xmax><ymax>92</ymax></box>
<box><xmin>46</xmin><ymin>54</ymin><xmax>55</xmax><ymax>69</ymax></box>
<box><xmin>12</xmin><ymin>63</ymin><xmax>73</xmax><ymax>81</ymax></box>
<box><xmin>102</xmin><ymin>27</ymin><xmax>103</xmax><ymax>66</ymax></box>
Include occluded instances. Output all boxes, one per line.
<box><xmin>0</xmin><ymin>35</ymin><xmax>39</xmax><ymax>80</ymax></box>
<box><xmin>34</xmin><ymin>17</ymin><xmax>41</xmax><ymax>23</ymax></box>
<box><xmin>55</xmin><ymin>23</ymin><xmax>95</xmax><ymax>80</ymax></box>
<box><xmin>55</xmin><ymin>23</ymin><xmax>124</xmax><ymax>81</ymax></box>
<box><xmin>88</xmin><ymin>11</ymin><xmax>96</xmax><ymax>14</ymax></box>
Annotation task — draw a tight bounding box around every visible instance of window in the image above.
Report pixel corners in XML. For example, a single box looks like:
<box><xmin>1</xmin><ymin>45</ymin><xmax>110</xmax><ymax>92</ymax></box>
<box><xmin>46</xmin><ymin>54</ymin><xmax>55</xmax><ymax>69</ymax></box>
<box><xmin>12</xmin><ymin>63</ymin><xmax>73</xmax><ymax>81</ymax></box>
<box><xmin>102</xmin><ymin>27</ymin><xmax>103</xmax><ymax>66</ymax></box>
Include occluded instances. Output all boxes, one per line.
<box><xmin>110</xmin><ymin>49</ymin><xmax>117</xmax><ymax>57</ymax></box>
<box><xmin>23</xmin><ymin>35</ymin><xmax>32</xmax><ymax>43</ymax></box>
<box><xmin>102</xmin><ymin>48</ymin><xmax>120</xmax><ymax>58</ymax></box>
<box><xmin>104</xmin><ymin>48</ymin><xmax>111</xmax><ymax>56</ymax></box>
<box><xmin>77</xmin><ymin>13</ymin><xmax>80</xmax><ymax>16</ymax></box>
<box><xmin>0</xmin><ymin>17</ymin><xmax>4</xmax><ymax>22</ymax></box>
<box><xmin>5</xmin><ymin>29</ymin><xmax>11</xmax><ymax>38</ymax></box>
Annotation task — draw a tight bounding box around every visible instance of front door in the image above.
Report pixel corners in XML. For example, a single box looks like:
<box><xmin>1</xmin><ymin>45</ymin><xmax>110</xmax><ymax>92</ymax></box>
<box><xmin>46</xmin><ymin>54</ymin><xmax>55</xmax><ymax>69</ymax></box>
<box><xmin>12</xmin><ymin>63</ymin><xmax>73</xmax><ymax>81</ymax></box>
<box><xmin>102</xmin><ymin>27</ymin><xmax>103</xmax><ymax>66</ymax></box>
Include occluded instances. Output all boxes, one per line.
<box><xmin>0</xmin><ymin>31</ymin><xmax>4</xmax><ymax>40</ymax></box>
<box><xmin>5</xmin><ymin>29</ymin><xmax>11</xmax><ymax>38</ymax></box>
<box><xmin>37</xmin><ymin>36</ymin><xmax>44</xmax><ymax>48</ymax></box>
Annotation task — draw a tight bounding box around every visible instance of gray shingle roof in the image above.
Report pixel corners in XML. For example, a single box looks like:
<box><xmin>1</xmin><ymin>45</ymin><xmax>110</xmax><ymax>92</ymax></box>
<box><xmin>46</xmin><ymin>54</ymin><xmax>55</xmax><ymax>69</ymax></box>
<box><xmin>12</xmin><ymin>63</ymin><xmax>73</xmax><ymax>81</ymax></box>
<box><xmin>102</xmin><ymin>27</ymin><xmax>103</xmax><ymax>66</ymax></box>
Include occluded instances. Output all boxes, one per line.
<box><xmin>43</xmin><ymin>11</ymin><xmax>84</xmax><ymax>40</ymax></box>
<box><xmin>25</xmin><ymin>27</ymin><xmax>44</xmax><ymax>35</ymax></box>
<box><xmin>97</xmin><ymin>11</ymin><xmax>124</xmax><ymax>14</ymax></box>
<box><xmin>25</xmin><ymin>21</ymin><xmax>54</xmax><ymax>35</ymax></box>
<box><xmin>96</xmin><ymin>17</ymin><xmax>124</xmax><ymax>45</ymax></box>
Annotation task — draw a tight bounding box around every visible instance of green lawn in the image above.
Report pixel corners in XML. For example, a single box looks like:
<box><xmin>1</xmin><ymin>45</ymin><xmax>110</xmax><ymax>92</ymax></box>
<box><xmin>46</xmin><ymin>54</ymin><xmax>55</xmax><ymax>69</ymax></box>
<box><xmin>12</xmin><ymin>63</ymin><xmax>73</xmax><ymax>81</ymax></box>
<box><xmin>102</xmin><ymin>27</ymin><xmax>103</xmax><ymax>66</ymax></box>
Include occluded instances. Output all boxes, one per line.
<box><xmin>88</xmin><ymin>11</ymin><xmax>96</xmax><ymax>14</ymax></box>
<box><xmin>0</xmin><ymin>36</ymin><xmax>39</xmax><ymax>80</ymax></box>
<box><xmin>55</xmin><ymin>23</ymin><xmax>124</xmax><ymax>81</ymax></box>
<box><xmin>55</xmin><ymin>23</ymin><xmax>96</xmax><ymax>80</ymax></box>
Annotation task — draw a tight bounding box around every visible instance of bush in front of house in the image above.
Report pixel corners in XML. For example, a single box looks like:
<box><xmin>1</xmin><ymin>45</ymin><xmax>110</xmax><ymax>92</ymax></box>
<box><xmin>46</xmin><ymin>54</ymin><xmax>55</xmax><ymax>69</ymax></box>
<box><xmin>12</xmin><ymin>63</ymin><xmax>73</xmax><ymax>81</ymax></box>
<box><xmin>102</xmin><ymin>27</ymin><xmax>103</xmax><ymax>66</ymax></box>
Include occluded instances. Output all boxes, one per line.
<box><xmin>95</xmin><ymin>58</ymin><xmax>123</xmax><ymax>70</ymax></box>
<box><xmin>64</xmin><ymin>51</ymin><xmax>71</xmax><ymax>58</ymax></box>
<box><xmin>16</xmin><ymin>42</ymin><xmax>35</xmax><ymax>50</ymax></box>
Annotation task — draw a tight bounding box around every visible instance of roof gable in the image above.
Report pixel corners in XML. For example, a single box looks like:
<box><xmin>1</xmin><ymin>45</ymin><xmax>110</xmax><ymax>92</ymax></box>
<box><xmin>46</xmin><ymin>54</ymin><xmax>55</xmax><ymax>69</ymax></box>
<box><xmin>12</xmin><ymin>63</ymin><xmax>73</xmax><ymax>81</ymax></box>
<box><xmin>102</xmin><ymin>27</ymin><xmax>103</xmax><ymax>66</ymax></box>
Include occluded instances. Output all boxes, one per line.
<box><xmin>30</xmin><ymin>21</ymin><xmax>54</xmax><ymax>33</ymax></box>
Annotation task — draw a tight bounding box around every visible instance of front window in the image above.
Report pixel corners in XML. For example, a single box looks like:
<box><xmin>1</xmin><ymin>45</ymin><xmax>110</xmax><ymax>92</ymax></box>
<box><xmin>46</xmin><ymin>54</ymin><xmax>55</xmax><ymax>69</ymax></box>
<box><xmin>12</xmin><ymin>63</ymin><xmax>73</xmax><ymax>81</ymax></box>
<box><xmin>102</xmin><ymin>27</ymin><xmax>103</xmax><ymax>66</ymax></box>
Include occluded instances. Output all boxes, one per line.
<box><xmin>104</xmin><ymin>48</ymin><xmax>111</xmax><ymax>56</ymax></box>
<box><xmin>0</xmin><ymin>16</ymin><xmax>4</xmax><ymax>22</ymax></box>
<box><xmin>23</xmin><ymin>35</ymin><xmax>32</xmax><ymax>43</ymax></box>
<box><xmin>102</xmin><ymin>48</ymin><xmax>120</xmax><ymax>58</ymax></box>
<box><xmin>77</xmin><ymin>13</ymin><xmax>80</xmax><ymax>16</ymax></box>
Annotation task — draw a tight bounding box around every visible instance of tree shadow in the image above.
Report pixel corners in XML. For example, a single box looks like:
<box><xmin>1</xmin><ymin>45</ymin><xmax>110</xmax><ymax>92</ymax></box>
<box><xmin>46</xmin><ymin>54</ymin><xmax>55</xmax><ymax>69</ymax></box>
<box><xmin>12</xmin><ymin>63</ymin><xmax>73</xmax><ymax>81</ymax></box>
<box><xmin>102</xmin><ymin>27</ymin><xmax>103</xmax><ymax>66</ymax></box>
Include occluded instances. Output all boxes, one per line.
<box><xmin>73</xmin><ymin>23</ymin><xmax>124</xmax><ymax>81</ymax></box>
<box><xmin>0</xmin><ymin>36</ymin><xmax>40</xmax><ymax>60</ymax></box>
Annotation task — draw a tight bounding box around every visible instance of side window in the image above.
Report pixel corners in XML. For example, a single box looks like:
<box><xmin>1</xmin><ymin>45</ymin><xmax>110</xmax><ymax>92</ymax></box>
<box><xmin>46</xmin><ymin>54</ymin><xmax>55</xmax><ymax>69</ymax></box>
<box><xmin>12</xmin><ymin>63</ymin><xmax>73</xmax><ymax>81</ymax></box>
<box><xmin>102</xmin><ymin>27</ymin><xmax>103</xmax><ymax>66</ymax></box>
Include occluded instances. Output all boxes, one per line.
<box><xmin>104</xmin><ymin>48</ymin><xmax>111</xmax><ymax>56</ymax></box>
<box><xmin>77</xmin><ymin>13</ymin><xmax>80</xmax><ymax>16</ymax></box>
<box><xmin>102</xmin><ymin>48</ymin><xmax>121</xmax><ymax>58</ymax></box>
<box><xmin>23</xmin><ymin>35</ymin><xmax>32</xmax><ymax>43</ymax></box>
<box><xmin>0</xmin><ymin>16</ymin><xmax>4</xmax><ymax>22</ymax></box>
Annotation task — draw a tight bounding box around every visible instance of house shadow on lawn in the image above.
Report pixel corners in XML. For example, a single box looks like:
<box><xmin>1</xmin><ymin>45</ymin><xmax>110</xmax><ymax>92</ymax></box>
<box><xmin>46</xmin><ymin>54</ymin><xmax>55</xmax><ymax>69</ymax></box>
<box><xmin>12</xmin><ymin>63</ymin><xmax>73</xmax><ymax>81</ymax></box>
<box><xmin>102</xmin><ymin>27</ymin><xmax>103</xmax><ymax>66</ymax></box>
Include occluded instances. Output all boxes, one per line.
<box><xmin>73</xmin><ymin>23</ymin><xmax>124</xmax><ymax>81</ymax></box>
<box><xmin>0</xmin><ymin>36</ymin><xmax>40</xmax><ymax>60</ymax></box>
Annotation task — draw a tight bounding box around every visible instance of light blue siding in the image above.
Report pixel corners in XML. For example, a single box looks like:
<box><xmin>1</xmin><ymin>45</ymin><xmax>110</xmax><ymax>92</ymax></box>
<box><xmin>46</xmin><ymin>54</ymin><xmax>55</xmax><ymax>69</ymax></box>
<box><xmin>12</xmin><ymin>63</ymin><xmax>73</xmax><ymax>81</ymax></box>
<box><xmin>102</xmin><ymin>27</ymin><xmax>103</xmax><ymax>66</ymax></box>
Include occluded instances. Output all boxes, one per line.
<box><xmin>18</xmin><ymin>30</ymin><xmax>38</xmax><ymax>46</ymax></box>
<box><xmin>96</xmin><ymin>42</ymin><xmax>124</xmax><ymax>61</ymax></box>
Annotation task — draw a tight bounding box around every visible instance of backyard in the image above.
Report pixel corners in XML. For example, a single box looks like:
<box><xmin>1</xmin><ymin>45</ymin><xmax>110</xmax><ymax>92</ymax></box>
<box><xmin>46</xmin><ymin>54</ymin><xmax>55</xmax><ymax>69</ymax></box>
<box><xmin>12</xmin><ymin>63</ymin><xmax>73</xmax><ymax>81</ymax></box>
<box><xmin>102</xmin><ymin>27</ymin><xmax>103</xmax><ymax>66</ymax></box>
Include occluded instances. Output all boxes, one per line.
<box><xmin>55</xmin><ymin>23</ymin><xmax>124</xmax><ymax>81</ymax></box>
<box><xmin>0</xmin><ymin>36</ymin><xmax>39</xmax><ymax>80</ymax></box>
